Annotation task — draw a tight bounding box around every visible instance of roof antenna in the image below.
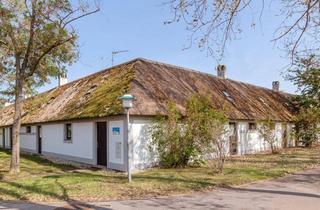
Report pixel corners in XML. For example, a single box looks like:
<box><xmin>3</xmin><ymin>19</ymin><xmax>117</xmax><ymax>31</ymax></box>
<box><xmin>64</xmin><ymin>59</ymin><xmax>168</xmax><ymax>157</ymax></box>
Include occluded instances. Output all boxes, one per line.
<box><xmin>112</xmin><ymin>50</ymin><xmax>129</xmax><ymax>66</ymax></box>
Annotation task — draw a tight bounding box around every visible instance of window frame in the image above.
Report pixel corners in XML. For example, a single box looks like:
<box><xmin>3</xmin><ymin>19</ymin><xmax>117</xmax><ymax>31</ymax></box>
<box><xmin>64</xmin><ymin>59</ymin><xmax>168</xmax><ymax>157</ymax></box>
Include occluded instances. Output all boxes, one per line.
<box><xmin>64</xmin><ymin>123</ymin><xmax>72</xmax><ymax>143</ymax></box>
<box><xmin>26</xmin><ymin>126</ymin><xmax>32</xmax><ymax>134</ymax></box>
<box><xmin>248</xmin><ymin>122</ymin><xmax>257</xmax><ymax>131</ymax></box>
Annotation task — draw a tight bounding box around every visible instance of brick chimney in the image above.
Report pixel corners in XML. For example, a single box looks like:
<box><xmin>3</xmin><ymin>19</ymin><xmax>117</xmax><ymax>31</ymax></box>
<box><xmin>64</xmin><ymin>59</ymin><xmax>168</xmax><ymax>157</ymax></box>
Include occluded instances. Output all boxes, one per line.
<box><xmin>216</xmin><ymin>65</ymin><xmax>227</xmax><ymax>79</ymax></box>
<box><xmin>272</xmin><ymin>81</ymin><xmax>280</xmax><ymax>91</ymax></box>
<box><xmin>58</xmin><ymin>73</ymin><xmax>68</xmax><ymax>86</ymax></box>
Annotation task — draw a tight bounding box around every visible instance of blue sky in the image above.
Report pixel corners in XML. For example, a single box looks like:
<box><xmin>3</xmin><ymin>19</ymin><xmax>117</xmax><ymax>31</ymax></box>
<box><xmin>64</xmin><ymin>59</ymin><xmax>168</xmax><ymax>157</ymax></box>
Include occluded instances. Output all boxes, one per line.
<box><xmin>40</xmin><ymin>0</ymin><xmax>297</xmax><ymax>93</ymax></box>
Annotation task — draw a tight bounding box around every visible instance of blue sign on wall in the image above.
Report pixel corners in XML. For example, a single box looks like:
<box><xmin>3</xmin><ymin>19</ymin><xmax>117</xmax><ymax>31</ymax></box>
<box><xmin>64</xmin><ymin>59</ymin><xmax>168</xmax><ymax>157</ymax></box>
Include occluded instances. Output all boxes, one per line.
<box><xmin>112</xmin><ymin>127</ymin><xmax>120</xmax><ymax>135</ymax></box>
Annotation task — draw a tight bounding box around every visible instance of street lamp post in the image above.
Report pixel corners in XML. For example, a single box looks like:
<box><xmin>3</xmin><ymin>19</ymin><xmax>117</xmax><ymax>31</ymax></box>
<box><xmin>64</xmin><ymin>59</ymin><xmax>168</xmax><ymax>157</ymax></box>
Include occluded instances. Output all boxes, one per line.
<box><xmin>120</xmin><ymin>94</ymin><xmax>135</xmax><ymax>182</ymax></box>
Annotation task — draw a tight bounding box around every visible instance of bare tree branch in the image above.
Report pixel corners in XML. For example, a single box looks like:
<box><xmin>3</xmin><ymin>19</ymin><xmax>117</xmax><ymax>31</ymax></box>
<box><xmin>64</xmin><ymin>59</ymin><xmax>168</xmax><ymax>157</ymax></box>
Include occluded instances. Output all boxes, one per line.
<box><xmin>27</xmin><ymin>36</ymin><xmax>76</xmax><ymax>78</ymax></box>
<box><xmin>62</xmin><ymin>8</ymin><xmax>100</xmax><ymax>28</ymax></box>
<box><xmin>167</xmin><ymin>0</ymin><xmax>320</xmax><ymax>60</ymax></box>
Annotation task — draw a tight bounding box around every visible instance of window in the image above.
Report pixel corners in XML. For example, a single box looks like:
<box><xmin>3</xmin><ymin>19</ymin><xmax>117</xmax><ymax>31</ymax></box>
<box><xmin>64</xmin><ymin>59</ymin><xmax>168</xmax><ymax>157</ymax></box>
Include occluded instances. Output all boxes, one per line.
<box><xmin>259</xmin><ymin>97</ymin><xmax>267</xmax><ymax>105</ymax></box>
<box><xmin>229</xmin><ymin>122</ymin><xmax>236</xmax><ymax>134</ymax></box>
<box><xmin>222</xmin><ymin>90</ymin><xmax>234</xmax><ymax>102</ymax></box>
<box><xmin>248</xmin><ymin>122</ymin><xmax>257</xmax><ymax>130</ymax></box>
<box><xmin>26</xmin><ymin>126</ymin><xmax>31</xmax><ymax>134</ymax></box>
<box><xmin>65</xmin><ymin>124</ymin><xmax>72</xmax><ymax>142</ymax></box>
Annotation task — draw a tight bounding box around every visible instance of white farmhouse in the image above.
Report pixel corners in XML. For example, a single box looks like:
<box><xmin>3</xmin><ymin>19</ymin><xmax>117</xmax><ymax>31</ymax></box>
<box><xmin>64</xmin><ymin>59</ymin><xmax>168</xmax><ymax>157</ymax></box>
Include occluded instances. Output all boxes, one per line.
<box><xmin>0</xmin><ymin>58</ymin><xmax>296</xmax><ymax>171</ymax></box>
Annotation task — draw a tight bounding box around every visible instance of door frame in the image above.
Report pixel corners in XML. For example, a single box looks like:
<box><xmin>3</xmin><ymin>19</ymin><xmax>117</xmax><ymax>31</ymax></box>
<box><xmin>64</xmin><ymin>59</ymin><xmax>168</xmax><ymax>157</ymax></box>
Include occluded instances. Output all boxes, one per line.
<box><xmin>37</xmin><ymin>126</ymin><xmax>42</xmax><ymax>154</ymax></box>
<box><xmin>96</xmin><ymin>121</ymin><xmax>107</xmax><ymax>166</ymax></box>
<box><xmin>229</xmin><ymin>122</ymin><xmax>238</xmax><ymax>155</ymax></box>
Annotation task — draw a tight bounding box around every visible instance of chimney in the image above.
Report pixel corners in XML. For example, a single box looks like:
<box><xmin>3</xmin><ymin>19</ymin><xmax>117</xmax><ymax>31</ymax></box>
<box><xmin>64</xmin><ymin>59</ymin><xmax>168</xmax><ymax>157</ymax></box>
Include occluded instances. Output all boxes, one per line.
<box><xmin>216</xmin><ymin>64</ymin><xmax>227</xmax><ymax>79</ymax></box>
<box><xmin>58</xmin><ymin>73</ymin><xmax>68</xmax><ymax>86</ymax></box>
<box><xmin>4</xmin><ymin>102</ymin><xmax>13</xmax><ymax>107</ymax></box>
<box><xmin>272</xmin><ymin>81</ymin><xmax>280</xmax><ymax>91</ymax></box>
<box><xmin>22</xmin><ymin>88</ymin><xmax>31</xmax><ymax>99</ymax></box>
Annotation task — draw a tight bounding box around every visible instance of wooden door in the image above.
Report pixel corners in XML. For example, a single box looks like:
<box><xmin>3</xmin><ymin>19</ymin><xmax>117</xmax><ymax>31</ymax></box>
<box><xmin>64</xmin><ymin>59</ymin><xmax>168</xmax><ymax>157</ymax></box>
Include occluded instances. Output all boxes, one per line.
<box><xmin>97</xmin><ymin>122</ymin><xmax>107</xmax><ymax>166</ymax></box>
<box><xmin>37</xmin><ymin>126</ymin><xmax>42</xmax><ymax>154</ymax></box>
<box><xmin>229</xmin><ymin>122</ymin><xmax>237</xmax><ymax>155</ymax></box>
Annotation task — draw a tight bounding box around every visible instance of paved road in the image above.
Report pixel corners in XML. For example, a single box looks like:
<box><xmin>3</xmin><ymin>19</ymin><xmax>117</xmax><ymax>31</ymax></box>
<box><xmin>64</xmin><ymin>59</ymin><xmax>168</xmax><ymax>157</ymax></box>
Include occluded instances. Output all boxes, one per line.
<box><xmin>0</xmin><ymin>167</ymin><xmax>319</xmax><ymax>210</ymax></box>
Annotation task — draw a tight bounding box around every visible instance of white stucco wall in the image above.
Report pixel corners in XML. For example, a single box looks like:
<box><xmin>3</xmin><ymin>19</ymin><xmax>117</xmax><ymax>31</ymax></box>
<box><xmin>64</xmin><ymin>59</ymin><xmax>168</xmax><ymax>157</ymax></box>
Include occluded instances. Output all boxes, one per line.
<box><xmin>42</xmin><ymin>122</ymin><xmax>94</xmax><ymax>162</ymax></box>
<box><xmin>275</xmin><ymin>123</ymin><xmax>284</xmax><ymax>148</ymax></box>
<box><xmin>20</xmin><ymin>126</ymin><xmax>37</xmax><ymax>152</ymax></box>
<box><xmin>238</xmin><ymin>122</ymin><xmax>286</xmax><ymax>155</ymax></box>
<box><xmin>131</xmin><ymin>119</ymin><xmax>157</xmax><ymax>171</ymax></box>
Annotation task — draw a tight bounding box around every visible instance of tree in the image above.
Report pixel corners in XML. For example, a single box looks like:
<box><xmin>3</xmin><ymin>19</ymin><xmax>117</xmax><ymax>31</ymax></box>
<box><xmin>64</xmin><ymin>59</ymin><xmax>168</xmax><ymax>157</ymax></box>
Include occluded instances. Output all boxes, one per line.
<box><xmin>258</xmin><ymin>118</ymin><xmax>278</xmax><ymax>154</ymax></box>
<box><xmin>206</xmin><ymin>113</ymin><xmax>228</xmax><ymax>173</ymax></box>
<box><xmin>294</xmin><ymin>107</ymin><xmax>320</xmax><ymax>147</ymax></box>
<box><xmin>0</xmin><ymin>0</ymin><xmax>99</xmax><ymax>173</ymax></box>
<box><xmin>288</xmin><ymin>55</ymin><xmax>320</xmax><ymax>108</ymax></box>
<box><xmin>287</xmin><ymin>55</ymin><xmax>320</xmax><ymax>147</ymax></box>
<box><xmin>166</xmin><ymin>0</ymin><xmax>320</xmax><ymax>60</ymax></box>
<box><xmin>149</xmin><ymin>94</ymin><xmax>228</xmax><ymax>171</ymax></box>
<box><xmin>185</xmin><ymin>94</ymin><xmax>228</xmax><ymax>173</ymax></box>
<box><xmin>149</xmin><ymin>101</ymin><xmax>187</xmax><ymax>167</ymax></box>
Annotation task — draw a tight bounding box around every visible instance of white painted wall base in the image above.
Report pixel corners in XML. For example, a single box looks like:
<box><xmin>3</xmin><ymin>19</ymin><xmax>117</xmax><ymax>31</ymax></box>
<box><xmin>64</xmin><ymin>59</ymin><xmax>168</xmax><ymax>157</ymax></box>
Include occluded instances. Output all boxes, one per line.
<box><xmin>20</xmin><ymin>126</ymin><xmax>37</xmax><ymax>152</ymax></box>
<box><xmin>131</xmin><ymin>119</ymin><xmax>158</xmax><ymax>171</ymax></box>
<box><xmin>42</xmin><ymin>122</ymin><xmax>95</xmax><ymax>162</ymax></box>
<box><xmin>0</xmin><ymin>118</ymin><xmax>297</xmax><ymax>172</ymax></box>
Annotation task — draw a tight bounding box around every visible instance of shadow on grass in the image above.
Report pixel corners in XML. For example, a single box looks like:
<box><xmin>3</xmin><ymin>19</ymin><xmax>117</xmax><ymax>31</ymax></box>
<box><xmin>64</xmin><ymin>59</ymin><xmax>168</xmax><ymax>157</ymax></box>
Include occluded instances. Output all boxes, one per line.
<box><xmin>0</xmin><ymin>149</ymin><xmax>76</xmax><ymax>181</ymax></box>
<box><xmin>0</xmin><ymin>178</ymin><xmax>111</xmax><ymax>209</ymax></box>
<box><xmin>43</xmin><ymin>170</ymin><xmax>128</xmax><ymax>184</ymax></box>
<box><xmin>20</xmin><ymin>153</ymin><xmax>75</xmax><ymax>171</ymax></box>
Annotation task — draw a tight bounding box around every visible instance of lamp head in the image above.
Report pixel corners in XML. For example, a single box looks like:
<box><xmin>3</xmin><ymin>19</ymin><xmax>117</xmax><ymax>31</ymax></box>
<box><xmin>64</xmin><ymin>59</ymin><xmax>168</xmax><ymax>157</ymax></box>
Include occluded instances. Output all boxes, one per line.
<box><xmin>120</xmin><ymin>94</ymin><xmax>135</xmax><ymax>109</ymax></box>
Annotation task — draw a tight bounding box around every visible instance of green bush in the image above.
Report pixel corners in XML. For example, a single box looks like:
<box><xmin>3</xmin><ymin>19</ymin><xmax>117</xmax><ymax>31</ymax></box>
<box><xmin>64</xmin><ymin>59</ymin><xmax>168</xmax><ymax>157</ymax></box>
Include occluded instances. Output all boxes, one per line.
<box><xmin>149</xmin><ymin>94</ymin><xmax>228</xmax><ymax>170</ymax></box>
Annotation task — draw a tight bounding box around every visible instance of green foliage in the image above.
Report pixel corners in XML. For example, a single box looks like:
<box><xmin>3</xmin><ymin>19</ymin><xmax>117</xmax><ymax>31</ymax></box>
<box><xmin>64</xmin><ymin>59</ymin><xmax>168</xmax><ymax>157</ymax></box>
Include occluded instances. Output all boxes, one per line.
<box><xmin>150</xmin><ymin>94</ymin><xmax>228</xmax><ymax>169</ymax></box>
<box><xmin>288</xmin><ymin>55</ymin><xmax>320</xmax><ymax>147</ymax></box>
<box><xmin>150</xmin><ymin>101</ymin><xmax>186</xmax><ymax>167</ymax></box>
<box><xmin>186</xmin><ymin>95</ymin><xmax>228</xmax><ymax>172</ymax></box>
<box><xmin>288</xmin><ymin>55</ymin><xmax>320</xmax><ymax>108</ymax></box>
<box><xmin>294</xmin><ymin>107</ymin><xmax>320</xmax><ymax>147</ymax></box>
<box><xmin>0</xmin><ymin>0</ymin><xmax>83</xmax><ymax>97</ymax></box>
<box><xmin>258</xmin><ymin>118</ymin><xmax>278</xmax><ymax>154</ymax></box>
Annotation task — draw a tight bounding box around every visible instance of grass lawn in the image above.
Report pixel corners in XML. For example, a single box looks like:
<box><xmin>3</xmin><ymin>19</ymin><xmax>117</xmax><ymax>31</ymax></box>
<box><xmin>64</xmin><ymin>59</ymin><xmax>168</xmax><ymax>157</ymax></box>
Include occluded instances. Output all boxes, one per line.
<box><xmin>0</xmin><ymin>147</ymin><xmax>319</xmax><ymax>202</ymax></box>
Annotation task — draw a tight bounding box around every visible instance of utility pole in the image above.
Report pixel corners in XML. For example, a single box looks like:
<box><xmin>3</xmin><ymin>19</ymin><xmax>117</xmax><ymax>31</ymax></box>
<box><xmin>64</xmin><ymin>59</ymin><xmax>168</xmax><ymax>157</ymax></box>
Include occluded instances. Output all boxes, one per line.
<box><xmin>111</xmin><ymin>50</ymin><xmax>129</xmax><ymax>66</ymax></box>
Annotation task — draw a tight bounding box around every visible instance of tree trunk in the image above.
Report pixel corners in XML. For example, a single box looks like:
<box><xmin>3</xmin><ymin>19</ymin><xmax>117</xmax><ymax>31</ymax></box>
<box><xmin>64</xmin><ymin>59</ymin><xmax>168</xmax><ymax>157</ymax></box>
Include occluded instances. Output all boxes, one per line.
<box><xmin>10</xmin><ymin>56</ymin><xmax>24</xmax><ymax>174</ymax></box>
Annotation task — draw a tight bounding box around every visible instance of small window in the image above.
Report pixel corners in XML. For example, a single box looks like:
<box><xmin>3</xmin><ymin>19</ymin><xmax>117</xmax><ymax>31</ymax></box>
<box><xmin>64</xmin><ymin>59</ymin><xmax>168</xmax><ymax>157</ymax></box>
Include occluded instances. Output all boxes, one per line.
<box><xmin>249</xmin><ymin>122</ymin><xmax>257</xmax><ymax>130</ymax></box>
<box><xmin>65</xmin><ymin>124</ymin><xmax>72</xmax><ymax>142</ymax></box>
<box><xmin>222</xmin><ymin>90</ymin><xmax>234</xmax><ymax>102</ymax></box>
<box><xmin>26</xmin><ymin>126</ymin><xmax>31</xmax><ymax>134</ymax></box>
<box><xmin>259</xmin><ymin>97</ymin><xmax>267</xmax><ymax>105</ymax></box>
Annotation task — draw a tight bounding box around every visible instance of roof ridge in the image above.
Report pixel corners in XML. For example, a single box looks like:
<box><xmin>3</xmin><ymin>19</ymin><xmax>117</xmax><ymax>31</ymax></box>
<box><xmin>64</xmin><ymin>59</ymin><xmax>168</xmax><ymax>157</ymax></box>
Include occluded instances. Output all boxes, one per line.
<box><xmin>136</xmin><ymin>57</ymin><xmax>290</xmax><ymax>95</ymax></box>
<box><xmin>34</xmin><ymin>58</ymin><xmax>143</xmax><ymax>96</ymax></box>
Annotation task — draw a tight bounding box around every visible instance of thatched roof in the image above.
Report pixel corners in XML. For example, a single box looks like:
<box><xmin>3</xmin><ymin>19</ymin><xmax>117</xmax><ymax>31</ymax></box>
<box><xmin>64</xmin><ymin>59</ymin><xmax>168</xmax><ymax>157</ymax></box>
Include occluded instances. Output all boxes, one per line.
<box><xmin>0</xmin><ymin>58</ymin><xmax>296</xmax><ymax>127</ymax></box>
